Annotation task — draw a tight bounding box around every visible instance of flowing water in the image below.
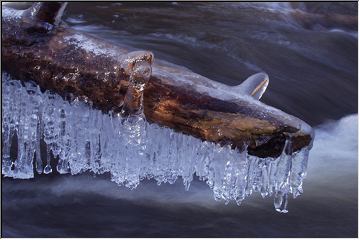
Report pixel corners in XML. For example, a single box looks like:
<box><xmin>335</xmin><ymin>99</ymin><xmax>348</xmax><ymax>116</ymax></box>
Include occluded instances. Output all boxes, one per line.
<box><xmin>1</xmin><ymin>2</ymin><xmax>358</xmax><ymax>237</ymax></box>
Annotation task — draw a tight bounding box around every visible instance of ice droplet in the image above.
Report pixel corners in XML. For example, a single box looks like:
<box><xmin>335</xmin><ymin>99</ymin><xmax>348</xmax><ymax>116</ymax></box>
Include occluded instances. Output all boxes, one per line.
<box><xmin>10</xmin><ymin>162</ymin><xmax>15</xmax><ymax>171</ymax></box>
<box><xmin>35</xmin><ymin>160</ymin><xmax>43</xmax><ymax>174</ymax></box>
<box><xmin>44</xmin><ymin>164</ymin><xmax>53</xmax><ymax>174</ymax></box>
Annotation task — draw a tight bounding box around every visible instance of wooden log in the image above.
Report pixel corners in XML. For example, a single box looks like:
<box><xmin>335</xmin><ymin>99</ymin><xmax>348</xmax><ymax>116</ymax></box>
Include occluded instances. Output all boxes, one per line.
<box><xmin>1</xmin><ymin>3</ymin><xmax>314</xmax><ymax>158</ymax></box>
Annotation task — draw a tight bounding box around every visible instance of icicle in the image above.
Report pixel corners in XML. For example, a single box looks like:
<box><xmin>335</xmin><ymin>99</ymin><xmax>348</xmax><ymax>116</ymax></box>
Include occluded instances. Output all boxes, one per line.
<box><xmin>43</xmin><ymin>146</ymin><xmax>52</xmax><ymax>174</ymax></box>
<box><xmin>35</xmin><ymin>116</ymin><xmax>44</xmax><ymax>174</ymax></box>
<box><xmin>1</xmin><ymin>77</ymin><xmax>12</xmax><ymax>175</ymax></box>
<box><xmin>274</xmin><ymin>191</ymin><xmax>289</xmax><ymax>213</ymax></box>
<box><xmin>260</xmin><ymin>160</ymin><xmax>270</xmax><ymax>198</ymax></box>
<box><xmin>56</xmin><ymin>109</ymin><xmax>70</xmax><ymax>174</ymax></box>
<box><xmin>289</xmin><ymin>148</ymin><xmax>309</xmax><ymax>198</ymax></box>
<box><xmin>1</xmin><ymin>73</ymin><xmax>311</xmax><ymax>211</ymax></box>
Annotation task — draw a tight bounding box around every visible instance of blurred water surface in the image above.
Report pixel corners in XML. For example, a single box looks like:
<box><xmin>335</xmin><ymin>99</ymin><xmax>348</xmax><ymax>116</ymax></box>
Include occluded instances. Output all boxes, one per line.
<box><xmin>2</xmin><ymin>2</ymin><xmax>358</xmax><ymax>237</ymax></box>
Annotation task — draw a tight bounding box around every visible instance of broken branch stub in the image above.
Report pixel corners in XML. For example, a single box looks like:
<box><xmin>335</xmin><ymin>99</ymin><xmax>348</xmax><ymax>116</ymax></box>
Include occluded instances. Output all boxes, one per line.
<box><xmin>121</xmin><ymin>51</ymin><xmax>154</xmax><ymax>116</ymax></box>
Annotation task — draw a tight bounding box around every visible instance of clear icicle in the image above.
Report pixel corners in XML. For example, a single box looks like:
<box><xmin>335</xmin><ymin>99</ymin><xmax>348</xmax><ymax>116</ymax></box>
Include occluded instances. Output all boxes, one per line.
<box><xmin>1</xmin><ymin>73</ymin><xmax>311</xmax><ymax>211</ymax></box>
<box><xmin>274</xmin><ymin>191</ymin><xmax>289</xmax><ymax>213</ymax></box>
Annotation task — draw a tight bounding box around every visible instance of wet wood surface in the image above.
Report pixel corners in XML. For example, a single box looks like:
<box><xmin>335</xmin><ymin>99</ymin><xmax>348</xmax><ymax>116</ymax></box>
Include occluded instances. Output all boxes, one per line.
<box><xmin>2</xmin><ymin>5</ymin><xmax>313</xmax><ymax>158</ymax></box>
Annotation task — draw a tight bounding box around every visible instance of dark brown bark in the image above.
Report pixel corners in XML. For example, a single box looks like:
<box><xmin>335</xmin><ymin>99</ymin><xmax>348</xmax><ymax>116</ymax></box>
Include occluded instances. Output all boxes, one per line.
<box><xmin>1</xmin><ymin>5</ymin><xmax>314</xmax><ymax>158</ymax></box>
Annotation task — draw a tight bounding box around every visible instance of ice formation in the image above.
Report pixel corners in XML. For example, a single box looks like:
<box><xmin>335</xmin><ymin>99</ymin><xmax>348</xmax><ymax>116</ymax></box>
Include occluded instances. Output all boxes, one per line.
<box><xmin>1</xmin><ymin>73</ymin><xmax>310</xmax><ymax>212</ymax></box>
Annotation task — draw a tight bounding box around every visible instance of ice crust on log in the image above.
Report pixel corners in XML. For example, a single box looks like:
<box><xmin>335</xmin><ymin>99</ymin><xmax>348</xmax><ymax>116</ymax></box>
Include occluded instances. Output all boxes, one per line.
<box><xmin>1</xmin><ymin>73</ymin><xmax>310</xmax><ymax>211</ymax></box>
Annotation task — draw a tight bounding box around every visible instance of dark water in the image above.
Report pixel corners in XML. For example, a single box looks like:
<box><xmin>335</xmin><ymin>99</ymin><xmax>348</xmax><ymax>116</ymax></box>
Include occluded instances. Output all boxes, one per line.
<box><xmin>2</xmin><ymin>2</ymin><xmax>358</xmax><ymax>237</ymax></box>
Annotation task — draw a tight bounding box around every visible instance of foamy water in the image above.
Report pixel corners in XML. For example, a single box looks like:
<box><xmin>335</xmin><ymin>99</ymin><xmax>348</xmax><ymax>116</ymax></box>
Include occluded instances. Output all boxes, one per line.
<box><xmin>4</xmin><ymin>114</ymin><xmax>356</xmax><ymax>204</ymax></box>
<box><xmin>2</xmin><ymin>114</ymin><xmax>357</xmax><ymax>237</ymax></box>
<box><xmin>308</xmin><ymin>114</ymin><xmax>357</xmax><ymax>180</ymax></box>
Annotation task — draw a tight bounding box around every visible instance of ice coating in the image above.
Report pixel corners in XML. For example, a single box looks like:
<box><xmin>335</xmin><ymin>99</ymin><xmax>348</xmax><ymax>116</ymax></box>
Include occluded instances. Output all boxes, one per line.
<box><xmin>1</xmin><ymin>73</ymin><xmax>310</xmax><ymax>211</ymax></box>
<box><xmin>62</xmin><ymin>33</ymin><xmax>155</xmax><ymax>81</ymax></box>
<box><xmin>2</xmin><ymin>5</ymin><xmax>25</xmax><ymax>18</ymax></box>
<box><xmin>236</xmin><ymin>72</ymin><xmax>269</xmax><ymax>100</ymax></box>
<box><xmin>153</xmin><ymin>59</ymin><xmax>314</xmax><ymax>138</ymax></box>
<box><xmin>63</xmin><ymin>33</ymin><xmax>126</xmax><ymax>58</ymax></box>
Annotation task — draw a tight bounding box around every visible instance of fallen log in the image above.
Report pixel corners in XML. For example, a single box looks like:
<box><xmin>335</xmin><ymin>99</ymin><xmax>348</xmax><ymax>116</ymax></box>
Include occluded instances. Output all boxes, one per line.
<box><xmin>2</xmin><ymin>2</ymin><xmax>314</xmax><ymax>158</ymax></box>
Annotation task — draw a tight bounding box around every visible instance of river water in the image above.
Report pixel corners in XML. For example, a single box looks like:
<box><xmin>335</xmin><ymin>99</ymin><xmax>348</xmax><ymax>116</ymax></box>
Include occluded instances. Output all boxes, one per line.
<box><xmin>2</xmin><ymin>2</ymin><xmax>358</xmax><ymax>237</ymax></box>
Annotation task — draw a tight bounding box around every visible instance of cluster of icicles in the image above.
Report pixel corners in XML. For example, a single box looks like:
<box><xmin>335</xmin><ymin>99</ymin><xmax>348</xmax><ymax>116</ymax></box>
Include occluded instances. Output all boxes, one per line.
<box><xmin>1</xmin><ymin>73</ymin><xmax>310</xmax><ymax>212</ymax></box>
